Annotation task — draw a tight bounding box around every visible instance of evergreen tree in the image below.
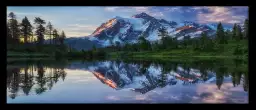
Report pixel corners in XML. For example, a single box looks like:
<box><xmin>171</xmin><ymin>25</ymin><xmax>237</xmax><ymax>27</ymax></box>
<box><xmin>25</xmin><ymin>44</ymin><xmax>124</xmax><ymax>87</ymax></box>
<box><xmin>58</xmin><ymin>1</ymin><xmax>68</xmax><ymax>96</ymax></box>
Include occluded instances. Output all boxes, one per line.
<box><xmin>59</xmin><ymin>31</ymin><xmax>66</xmax><ymax>45</ymax></box>
<box><xmin>236</xmin><ymin>25</ymin><xmax>243</xmax><ymax>41</ymax></box>
<box><xmin>92</xmin><ymin>45</ymin><xmax>96</xmax><ymax>51</ymax></box>
<box><xmin>200</xmin><ymin>32</ymin><xmax>208</xmax><ymax>50</ymax></box>
<box><xmin>52</xmin><ymin>29</ymin><xmax>59</xmax><ymax>45</ymax></box>
<box><xmin>183</xmin><ymin>35</ymin><xmax>191</xmax><ymax>49</ymax></box>
<box><xmin>46</xmin><ymin>22</ymin><xmax>53</xmax><ymax>44</ymax></box>
<box><xmin>8</xmin><ymin>12</ymin><xmax>20</xmax><ymax>43</ymax></box>
<box><xmin>138</xmin><ymin>36</ymin><xmax>151</xmax><ymax>51</ymax></box>
<box><xmin>216</xmin><ymin>22</ymin><xmax>226</xmax><ymax>44</ymax></box>
<box><xmin>199</xmin><ymin>32</ymin><xmax>214</xmax><ymax>51</ymax></box>
<box><xmin>34</xmin><ymin>17</ymin><xmax>46</xmax><ymax>45</ymax></box>
<box><xmin>158</xmin><ymin>27</ymin><xmax>168</xmax><ymax>38</ymax></box>
<box><xmin>224</xmin><ymin>29</ymin><xmax>232</xmax><ymax>40</ymax></box>
<box><xmin>192</xmin><ymin>39</ymin><xmax>200</xmax><ymax>50</ymax></box>
<box><xmin>233</xmin><ymin>44</ymin><xmax>243</xmax><ymax>56</ymax></box>
<box><xmin>158</xmin><ymin>27</ymin><xmax>168</xmax><ymax>49</ymax></box>
<box><xmin>20</xmin><ymin>16</ymin><xmax>33</xmax><ymax>44</ymax></box>
<box><xmin>232</xmin><ymin>23</ymin><xmax>237</xmax><ymax>40</ymax></box>
<box><xmin>243</xmin><ymin>19</ymin><xmax>248</xmax><ymax>39</ymax></box>
<box><xmin>7</xmin><ymin>24</ymin><xmax>12</xmax><ymax>43</ymax></box>
<box><xmin>115</xmin><ymin>41</ymin><xmax>121</xmax><ymax>51</ymax></box>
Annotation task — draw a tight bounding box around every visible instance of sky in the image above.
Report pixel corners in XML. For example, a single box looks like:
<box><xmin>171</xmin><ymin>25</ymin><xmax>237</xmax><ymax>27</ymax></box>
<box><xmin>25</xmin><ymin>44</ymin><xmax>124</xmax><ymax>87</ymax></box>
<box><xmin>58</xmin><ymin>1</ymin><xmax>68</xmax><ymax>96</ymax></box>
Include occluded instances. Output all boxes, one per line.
<box><xmin>7</xmin><ymin>6</ymin><xmax>248</xmax><ymax>38</ymax></box>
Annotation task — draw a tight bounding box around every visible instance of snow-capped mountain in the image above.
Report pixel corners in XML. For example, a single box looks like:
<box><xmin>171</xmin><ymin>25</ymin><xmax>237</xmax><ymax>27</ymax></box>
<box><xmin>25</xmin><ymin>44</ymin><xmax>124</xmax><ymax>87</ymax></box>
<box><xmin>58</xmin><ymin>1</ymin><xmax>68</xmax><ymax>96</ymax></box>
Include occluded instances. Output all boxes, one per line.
<box><xmin>65</xmin><ymin>12</ymin><xmax>231</xmax><ymax>50</ymax></box>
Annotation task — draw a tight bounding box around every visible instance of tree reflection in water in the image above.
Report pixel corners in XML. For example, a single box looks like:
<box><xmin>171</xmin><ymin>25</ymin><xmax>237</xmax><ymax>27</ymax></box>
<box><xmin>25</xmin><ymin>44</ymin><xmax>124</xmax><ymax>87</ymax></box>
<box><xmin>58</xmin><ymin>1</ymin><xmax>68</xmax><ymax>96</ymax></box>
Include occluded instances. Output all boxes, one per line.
<box><xmin>7</xmin><ymin>61</ymin><xmax>67</xmax><ymax>99</ymax></box>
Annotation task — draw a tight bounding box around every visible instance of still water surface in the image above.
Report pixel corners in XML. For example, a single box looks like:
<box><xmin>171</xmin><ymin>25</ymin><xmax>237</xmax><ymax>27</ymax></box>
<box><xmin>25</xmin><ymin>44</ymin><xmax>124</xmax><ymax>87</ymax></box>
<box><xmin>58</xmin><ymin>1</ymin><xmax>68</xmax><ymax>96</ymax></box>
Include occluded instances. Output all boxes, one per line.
<box><xmin>7</xmin><ymin>59</ymin><xmax>248</xmax><ymax>103</ymax></box>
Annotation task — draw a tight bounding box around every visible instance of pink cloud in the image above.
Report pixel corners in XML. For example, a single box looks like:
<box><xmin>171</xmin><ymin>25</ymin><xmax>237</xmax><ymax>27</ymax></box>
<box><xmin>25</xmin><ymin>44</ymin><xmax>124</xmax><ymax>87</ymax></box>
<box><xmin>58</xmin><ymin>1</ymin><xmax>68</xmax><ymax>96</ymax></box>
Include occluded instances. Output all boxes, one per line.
<box><xmin>197</xmin><ymin>6</ymin><xmax>247</xmax><ymax>24</ymax></box>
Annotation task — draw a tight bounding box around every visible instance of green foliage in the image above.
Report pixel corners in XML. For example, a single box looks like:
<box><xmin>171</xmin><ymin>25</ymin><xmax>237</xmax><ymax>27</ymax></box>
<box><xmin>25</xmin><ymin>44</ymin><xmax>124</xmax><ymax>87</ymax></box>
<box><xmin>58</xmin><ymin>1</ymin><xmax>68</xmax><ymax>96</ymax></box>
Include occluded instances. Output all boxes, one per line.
<box><xmin>54</xmin><ymin>50</ymin><xmax>65</xmax><ymax>59</ymax></box>
<box><xmin>138</xmin><ymin>36</ymin><xmax>151</xmax><ymax>51</ymax></box>
<box><xmin>158</xmin><ymin>26</ymin><xmax>168</xmax><ymax>38</ymax></box>
<box><xmin>243</xmin><ymin>19</ymin><xmax>248</xmax><ymax>39</ymax></box>
<box><xmin>52</xmin><ymin>29</ymin><xmax>59</xmax><ymax>45</ymax></box>
<box><xmin>21</xmin><ymin>16</ymin><xmax>33</xmax><ymax>44</ymax></box>
<box><xmin>232</xmin><ymin>23</ymin><xmax>237</xmax><ymax>40</ymax></box>
<box><xmin>183</xmin><ymin>35</ymin><xmax>191</xmax><ymax>49</ymax></box>
<box><xmin>233</xmin><ymin>44</ymin><xmax>246</xmax><ymax>57</ymax></box>
<box><xmin>59</xmin><ymin>31</ymin><xmax>66</xmax><ymax>45</ymax></box>
<box><xmin>225</xmin><ymin>29</ymin><xmax>232</xmax><ymax>40</ymax></box>
<box><xmin>46</xmin><ymin>22</ymin><xmax>53</xmax><ymax>44</ymax></box>
<box><xmin>216</xmin><ymin>22</ymin><xmax>227</xmax><ymax>44</ymax></box>
<box><xmin>7</xmin><ymin>12</ymin><xmax>68</xmax><ymax>58</ymax></box>
<box><xmin>8</xmin><ymin>12</ymin><xmax>20</xmax><ymax>44</ymax></box>
<box><xmin>199</xmin><ymin>32</ymin><xmax>214</xmax><ymax>51</ymax></box>
<box><xmin>34</xmin><ymin>17</ymin><xmax>46</xmax><ymax>45</ymax></box>
<box><xmin>236</xmin><ymin>25</ymin><xmax>243</xmax><ymax>41</ymax></box>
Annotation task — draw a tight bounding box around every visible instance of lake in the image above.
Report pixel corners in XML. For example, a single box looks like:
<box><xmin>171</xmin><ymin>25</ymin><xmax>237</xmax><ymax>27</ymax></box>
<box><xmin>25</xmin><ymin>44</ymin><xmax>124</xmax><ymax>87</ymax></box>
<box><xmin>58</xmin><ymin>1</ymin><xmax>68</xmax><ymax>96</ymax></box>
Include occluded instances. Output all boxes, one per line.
<box><xmin>6</xmin><ymin>58</ymin><xmax>248</xmax><ymax>103</ymax></box>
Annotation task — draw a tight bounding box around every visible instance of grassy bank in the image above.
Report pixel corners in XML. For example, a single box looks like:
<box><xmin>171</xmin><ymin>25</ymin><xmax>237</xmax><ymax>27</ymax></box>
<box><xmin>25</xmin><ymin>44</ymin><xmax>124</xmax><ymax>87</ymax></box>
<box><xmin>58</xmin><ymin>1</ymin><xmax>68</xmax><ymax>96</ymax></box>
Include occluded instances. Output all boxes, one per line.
<box><xmin>7</xmin><ymin>51</ymin><xmax>53</xmax><ymax>57</ymax></box>
<box><xmin>108</xmin><ymin>40</ymin><xmax>248</xmax><ymax>60</ymax></box>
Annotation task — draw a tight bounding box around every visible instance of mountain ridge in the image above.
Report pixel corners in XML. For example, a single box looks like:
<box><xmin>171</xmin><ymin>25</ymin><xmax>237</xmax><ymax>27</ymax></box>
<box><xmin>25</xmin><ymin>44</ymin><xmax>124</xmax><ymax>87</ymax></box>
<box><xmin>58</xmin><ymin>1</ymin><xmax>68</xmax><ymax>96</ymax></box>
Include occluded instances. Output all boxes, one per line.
<box><xmin>64</xmin><ymin>12</ymin><xmax>232</xmax><ymax>50</ymax></box>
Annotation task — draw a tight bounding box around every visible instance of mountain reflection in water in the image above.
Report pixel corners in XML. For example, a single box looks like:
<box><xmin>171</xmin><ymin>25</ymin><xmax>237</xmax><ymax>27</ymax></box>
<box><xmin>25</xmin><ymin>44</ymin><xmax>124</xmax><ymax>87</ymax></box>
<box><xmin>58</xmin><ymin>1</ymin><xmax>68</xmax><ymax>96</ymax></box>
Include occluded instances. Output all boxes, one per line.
<box><xmin>6</xmin><ymin>59</ymin><xmax>248</xmax><ymax>103</ymax></box>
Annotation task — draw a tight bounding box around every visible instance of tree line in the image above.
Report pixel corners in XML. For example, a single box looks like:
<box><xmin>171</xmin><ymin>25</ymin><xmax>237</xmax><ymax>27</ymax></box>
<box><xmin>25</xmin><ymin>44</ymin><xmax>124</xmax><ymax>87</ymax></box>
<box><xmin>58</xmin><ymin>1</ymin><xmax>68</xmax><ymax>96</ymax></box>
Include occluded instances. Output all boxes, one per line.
<box><xmin>7</xmin><ymin>12</ymin><xmax>66</xmax><ymax>45</ymax></box>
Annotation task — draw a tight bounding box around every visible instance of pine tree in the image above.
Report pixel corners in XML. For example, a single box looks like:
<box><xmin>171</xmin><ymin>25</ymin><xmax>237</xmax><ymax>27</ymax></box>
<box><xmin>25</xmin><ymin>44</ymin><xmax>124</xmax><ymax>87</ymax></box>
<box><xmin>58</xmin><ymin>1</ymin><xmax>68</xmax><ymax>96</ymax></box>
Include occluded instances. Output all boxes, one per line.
<box><xmin>46</xmin><ymin>22</ymin><xmax>53</xmax><ymax>44</ymax></box>
<box><xmin>59</xmin><ymin>31</ymin><xmax>66</xmax><ymax>45</ymax></box>
<box><xmin>216</xmin><ymin>22</ymin><xmax>226</xmax><ymax>44</ymax></box>
<box><xmin>224</xmin><ymin>29</ymin><xmax>232</xmax><ymax>40</ymax></box>
<box><xmin>232</xmin><ymin>23</ymin><xmax>237</xmax><ymax>40</ymax></box>
<box><xmin>243</xmin><ymin>19</ymin><xmax>248</xmax><ymax>39</ymax></box>
<box><xmin>236</xmin><ymin>25</ymin><xmax>243</xmax><ymax>41</ymax></box>
<box><xmin>138</xmin><ymin>36</ymin><xmax>146</xmax><ymax>51</ymax></box>
<box><xmin>34</xmin><ymin>17</ymin><xmax>46</xmax><ymax>45</ymax></box>
<box><xmin>233</xmin><ymin>44</ymin><xmax>243</xmax><ymax>56</ymax></box>
<box><xmin>183</xmin><ymin>35</ymin><xmax>191</xmax><ymax>49</ymax></box>
<box><xmin>92</xmin><ymin>45</ymin><xmax>96</xmax><ymax>51</ymax></box>
<box><xmin>8</xmin><ymin>12</ymin><xmax>20</xmax><ymax>44</ymax></box>
<box><xmin>200</xmin><ymin>32</ymin><xmax>208</xmax><ymax>50</ymax></box>
<box><xmin>7</xmin><ymin>24</ymin><xmax>12</xmax><ymax>43</ymax></box>
<box><xmin>20</xmin><ymin>16</ymin><xmax>33</xmax><ymax>44</ymax></box>
<box><xmin>52</xmin><ymin>29</ymin><xmax>59</xmax><ymax>45</ymax></box>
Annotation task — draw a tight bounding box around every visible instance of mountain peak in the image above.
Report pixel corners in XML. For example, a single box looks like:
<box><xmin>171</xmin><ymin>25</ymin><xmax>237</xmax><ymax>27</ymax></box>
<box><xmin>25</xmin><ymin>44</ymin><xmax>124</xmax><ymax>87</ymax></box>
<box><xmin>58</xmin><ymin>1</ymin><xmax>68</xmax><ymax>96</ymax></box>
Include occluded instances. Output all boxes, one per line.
<box><xmin>132</xmin><ymin>12</ymin><xmax>153</xmax><ymax>19</ymax></box>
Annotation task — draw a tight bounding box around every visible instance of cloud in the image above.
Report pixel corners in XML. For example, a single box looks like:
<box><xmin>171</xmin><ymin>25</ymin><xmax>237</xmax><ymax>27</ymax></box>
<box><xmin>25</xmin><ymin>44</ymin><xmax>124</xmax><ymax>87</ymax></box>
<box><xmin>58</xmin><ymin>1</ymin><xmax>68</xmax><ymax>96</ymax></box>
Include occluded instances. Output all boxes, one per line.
<box><xmin>164</xmin><ymin>7</ymin><xmax>182</xmax><ymax>12</ymax></box>
<box><xmin>63</xmin><ymin>24</ymin><xmax>98</xmax><ymax>37</ymax></box>
<box><xmin>104</xmin><ymin>6</ymin><xmax>150</xmax><ymax>13</ymax></box>
<box><xmin>7</xmin><ymin>10</ymin><xmax>54</xmax><ymax>23</ymax></box>
<box><xmin>148</xmin><ymin>12</ymin><xmax>164</xmax><ymax>17</ymax></box>
<box><xmin>104</xmin><ymin>7</ymin><xmax>120</xmax><ymax>12</ymax></box>
<box><xmin>7</xmin><ymin>11</ymin><xmax>44</xmax><ymax>16</ymax></box>
<box><xmin>67</xmin><ymin>24</ymin><xmax>97</xmax><ymax>31</ymax></box>
<box><xmin>195</xmin><ymin>82</ymin><xmax>247</xmax><ymax>103</ymax></box>
<box><xmin>106</xmin><ymin>96</ymin><xmax>119</xmax><ymax>101</ymax></box>
<box><xmin>197</xmin><ymin>6</ymin><xmax>247</xmax><ymax>24</ymax></box>
<box><xmin>65</xmin><ymin>31</ymin><xmax>91</xmax><ymax>37</ymax></box>
<box><xmin>132</xmin><ymin>7</ymin><xmax>149</xmax><ymax>12</ymax></box>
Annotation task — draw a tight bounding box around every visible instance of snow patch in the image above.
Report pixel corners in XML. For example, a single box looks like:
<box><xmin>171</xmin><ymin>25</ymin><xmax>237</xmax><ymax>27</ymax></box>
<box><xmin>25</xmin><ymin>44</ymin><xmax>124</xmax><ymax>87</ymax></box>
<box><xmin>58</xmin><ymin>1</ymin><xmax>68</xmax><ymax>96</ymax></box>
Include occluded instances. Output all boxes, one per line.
<box><xmin>140</xmin><ymin>21</ymin><xmax>151</xmax><ymax>32</ymax></box>
<box><xmin>123</xmin><ymin>75</ymin><xmax>149</xmax><ymax>89</ymax></box>
<box><xmin>112</xmin><ymin>35</ymin><xmax>122</xmax><ymax>44</ymax></box>
<box><xmin>118</xmin><ymin>17</ymin><xmax>145</xmax><ymax>31</ymax></box>
<box><xmin>119</xmin><ymin>73</ymin><xmax>132</xmax><ymax>84</ymax></box>
<box><xmin>88</xmin><ymin>66</ymin><xmax>98</xmax><ymax>71</ymax></box>
<box><xmin>146</xmin><ymin>30</ymin><xmax>159</xmax><ymax>41</ymax></box>
<box><xmin>148</xmin><ymin>66</ymin><xmax>162</xmax><ymax>77</ymax></box>
<box><xmin>177</xmin><ymin>36</ymin><xmax>184</xmax><ymax>40</ymax></box>
<box><xmin>205</xmin><ymin>77</ymin><xmax>216</xmax><ymax>83</ymax></box>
